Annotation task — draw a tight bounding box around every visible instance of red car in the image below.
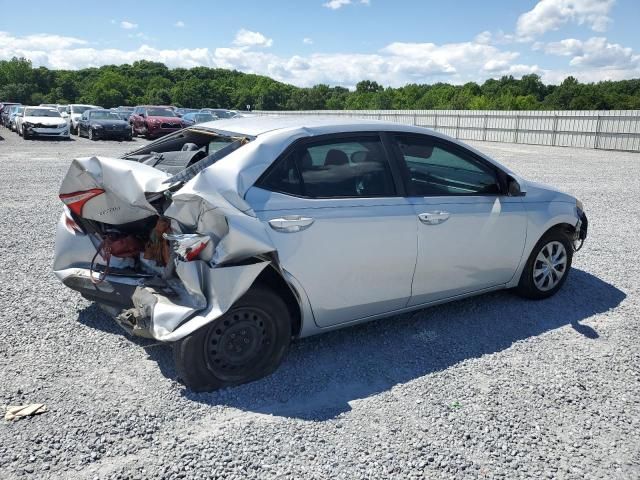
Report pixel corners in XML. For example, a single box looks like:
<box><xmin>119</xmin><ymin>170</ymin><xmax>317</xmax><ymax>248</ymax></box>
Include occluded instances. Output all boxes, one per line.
<box><xmin>129</xmin><ymin>106</ymin><xmax>185</xmax><ymax>139</ymax></box>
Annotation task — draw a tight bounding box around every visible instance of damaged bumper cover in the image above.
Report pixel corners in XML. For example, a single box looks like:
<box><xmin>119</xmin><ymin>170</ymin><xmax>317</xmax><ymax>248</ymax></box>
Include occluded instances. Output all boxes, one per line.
<box><xmin>54</xmin><ymin>151</ymin><xmax>280</xmax><ymax>342</ymax></box>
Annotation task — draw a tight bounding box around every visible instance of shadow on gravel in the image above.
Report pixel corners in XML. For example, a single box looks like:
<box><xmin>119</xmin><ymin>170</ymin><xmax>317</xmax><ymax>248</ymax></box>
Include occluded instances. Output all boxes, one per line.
<box><xmin>78</xmin><ymin>268</ymin><xmax>625</xmax><ymax>421</ymax></box>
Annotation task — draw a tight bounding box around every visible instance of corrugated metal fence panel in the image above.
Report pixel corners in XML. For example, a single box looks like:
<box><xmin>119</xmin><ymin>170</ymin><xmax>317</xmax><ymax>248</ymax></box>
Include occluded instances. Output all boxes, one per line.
<box><xmin>253</xmin><ymin>110</ymin><xmax>640</xmax><ymax>152</ymax></box>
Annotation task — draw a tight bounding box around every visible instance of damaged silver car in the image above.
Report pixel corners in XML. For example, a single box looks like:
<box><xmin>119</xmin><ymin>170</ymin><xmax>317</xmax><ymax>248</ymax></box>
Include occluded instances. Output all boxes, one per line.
<box><xmin>54</xmin><ymin>116</ymin><xmax>588</xmax><ymax>391</ymax></box>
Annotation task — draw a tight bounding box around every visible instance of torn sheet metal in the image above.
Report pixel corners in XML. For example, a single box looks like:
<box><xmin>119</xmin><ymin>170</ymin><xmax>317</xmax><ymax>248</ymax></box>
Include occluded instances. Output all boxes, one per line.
<box><xmin>59</xmin><ymin>156</ymin><xmax>170</xmax><ymax>224</ymax></box>
<box><xmin>134</xmin><ymin>260</ymin><xmax>270</xmax><ymax>342</ymax></box>
<box><xmin>55</xmin><ymin>128</ymin><xmax>296</xmax><ymax>342</ymax></box>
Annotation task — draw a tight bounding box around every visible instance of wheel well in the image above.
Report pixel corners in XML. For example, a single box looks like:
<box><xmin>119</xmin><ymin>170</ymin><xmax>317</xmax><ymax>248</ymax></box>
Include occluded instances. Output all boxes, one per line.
<box><xmin>253</xmin><ymin>264</ymin><xmax>302</xmax><ymax>337</ymax></box>
<box><xmin>546</xmin><ymin>222</ymin><xmax>576</xmax><ymax>239</ymax></box>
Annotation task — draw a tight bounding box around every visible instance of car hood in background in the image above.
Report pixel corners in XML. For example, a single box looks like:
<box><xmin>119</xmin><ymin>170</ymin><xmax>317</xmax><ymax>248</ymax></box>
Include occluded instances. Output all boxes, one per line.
<box><xmin>24</xmin><ymin>116</ymin><xmax>65</xmax><ymax>126</ymax></box>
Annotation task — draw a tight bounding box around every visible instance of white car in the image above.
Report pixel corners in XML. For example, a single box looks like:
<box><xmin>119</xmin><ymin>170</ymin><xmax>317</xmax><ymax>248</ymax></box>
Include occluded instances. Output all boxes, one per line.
<box><xmin>19</xmin><ymin>106</ymin><xmax>70</xmax><ymax>140</ymax></box>
<box><xmin>54</xmin><ymin>116</ymin><xmax>587</xmax><ymax>391</ymax></box>
<box><xmin>67</xmin><ymin>104</ymin><xmax>100</xmax><ymax>134</ymax></box>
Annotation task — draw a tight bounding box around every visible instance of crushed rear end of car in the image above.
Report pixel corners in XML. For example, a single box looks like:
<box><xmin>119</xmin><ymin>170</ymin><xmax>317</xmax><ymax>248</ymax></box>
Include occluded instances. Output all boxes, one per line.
<box><xmin>53</xmin><ymin>127</ymin><xmax>287</xmax><ymax>342</ymax></box>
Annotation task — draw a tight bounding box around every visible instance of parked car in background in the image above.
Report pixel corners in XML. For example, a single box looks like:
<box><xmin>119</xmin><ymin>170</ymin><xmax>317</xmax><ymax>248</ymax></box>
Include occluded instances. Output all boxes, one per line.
<box><xmin>68</xmin><ymin>104</ymin><xmax>100</xmax><ymax>134</ymax></box>
<box><xmin>176</xmin><ymin>108</ymin><xmax>199</xmax><ymax>117</ymax></box>
<box><xmin>181</xmin><ymin>111</ymin><xmax>217</xmax><ymax>126</ymax></box>
<box><xmin>129</xmin><ymin>105</ymin><xmax>185</xmax><ymax>139</ymax></box>
<box><xmin>200</xmin><ymin>108</ymin><xmax>237</xmax><ymax>119</ymax></box>
<box><xmin>77</xmin><ymin>109</ymin><xmax>132</xmax><ymax>141</ymax></box>
<box><xmin>56</xmin><ymin>105</ymin><xmax>70</xmax><ymax>118</ymax></box>
<box><xmin>0</xmin><ymin>102</ymin><xmax>21</xmax><ymax>127</ymax></box>
<box><xmin>53</xmin><ymin>116</ymin><xmax>587</xmax><ymax>391</ymax></box>
<box><xmin>8</xmin><ymin>105</ymin><xmax>25</xmax><ymax>131</ymax></box>
<box><xmin>19</xmin><ymin>106</ymin><xmax>69</xmax><ymax>139</ymax></box>
<box><xmin>113</xmin><ymin>106</ymin><xmax>135</xmax><ymax>121</ymax></box>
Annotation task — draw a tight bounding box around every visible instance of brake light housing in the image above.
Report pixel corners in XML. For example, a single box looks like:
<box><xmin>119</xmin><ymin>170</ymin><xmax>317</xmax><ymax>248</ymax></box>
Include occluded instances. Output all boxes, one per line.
<box><xmin>59</xmin><ymin>188</ymin><xmax>105</xmax><ymax>216</ymax></box>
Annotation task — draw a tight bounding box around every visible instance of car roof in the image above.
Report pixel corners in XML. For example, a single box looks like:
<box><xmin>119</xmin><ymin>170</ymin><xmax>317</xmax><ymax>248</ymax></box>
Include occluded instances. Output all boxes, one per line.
<box><xmin>193</xmin><ymin>115</ymin><xmax>440</xmax><ymax>138</ymax></box>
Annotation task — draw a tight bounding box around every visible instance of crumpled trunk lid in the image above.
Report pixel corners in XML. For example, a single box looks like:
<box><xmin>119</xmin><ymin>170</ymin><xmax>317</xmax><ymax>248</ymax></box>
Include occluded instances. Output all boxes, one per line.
<box><xmin>59</xmin><ymin>156</ymin><xmax>170</xmax><ymax>224</ymax></box>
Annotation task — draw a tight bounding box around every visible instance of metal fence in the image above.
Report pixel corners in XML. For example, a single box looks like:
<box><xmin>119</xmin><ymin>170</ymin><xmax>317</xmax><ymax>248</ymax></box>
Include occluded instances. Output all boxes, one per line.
<box><xmin>253</xmin><ymin>110</ymin><xmax>640</xmax><ymax>152</ymax></box>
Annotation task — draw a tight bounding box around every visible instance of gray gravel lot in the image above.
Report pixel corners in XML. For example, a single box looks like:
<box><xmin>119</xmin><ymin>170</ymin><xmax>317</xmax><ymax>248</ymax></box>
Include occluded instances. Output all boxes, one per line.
<box><xmin>0</xmin><ymin>129</ymin><xmax>638</xmax><ymax>480</ymax></box>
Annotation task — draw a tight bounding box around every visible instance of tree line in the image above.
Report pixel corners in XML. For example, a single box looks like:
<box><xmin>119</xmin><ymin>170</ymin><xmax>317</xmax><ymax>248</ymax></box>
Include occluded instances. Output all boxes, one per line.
<box><xmin>1</xmin><ymin>57</ymin><xmax>639</xmax><ymax>111</ymax></box>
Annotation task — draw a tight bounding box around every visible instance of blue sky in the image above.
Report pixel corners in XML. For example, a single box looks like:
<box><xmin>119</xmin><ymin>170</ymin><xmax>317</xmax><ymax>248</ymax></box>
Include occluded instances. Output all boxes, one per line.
<box><xmin>1</xmin><ymin>0</ymin><xmax>639</xmax><ymax>87</ymax></box>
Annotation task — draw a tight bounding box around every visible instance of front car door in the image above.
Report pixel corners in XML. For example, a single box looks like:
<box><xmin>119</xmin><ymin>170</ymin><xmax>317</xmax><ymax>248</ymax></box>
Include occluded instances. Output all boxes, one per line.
<box><xmin>79</xmin><ymin>111</ymin><xmax>89</xmax><ymax>136</ymax></box>
<box><xmin>388</xmin><ymin>133</ymin><xmax>528</xmax><ymax>306</ymax></box>
<box><xmin>246</xmin><ymin>133</ymin><xmax>418</xmax><ymax>328</ymax></box>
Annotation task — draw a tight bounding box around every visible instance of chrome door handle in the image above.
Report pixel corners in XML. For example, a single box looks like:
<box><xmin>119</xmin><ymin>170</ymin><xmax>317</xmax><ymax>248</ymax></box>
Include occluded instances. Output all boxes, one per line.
<box><xmin>268</xmin><ymin>216</ymin><xmax>315</xmax><ymax>233</ymax></box>
<box><xmin>418</xmin><ymin>211</ymin><xmax>450</xmax><ymax>225</ymax></box>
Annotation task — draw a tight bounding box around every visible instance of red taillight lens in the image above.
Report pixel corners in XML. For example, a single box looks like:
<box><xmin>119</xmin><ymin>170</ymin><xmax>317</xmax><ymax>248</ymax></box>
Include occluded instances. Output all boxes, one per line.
<box><xmin>59</xmin><ymin>188</ymin><xmax>105</xmax><ymax>216</ymax></box>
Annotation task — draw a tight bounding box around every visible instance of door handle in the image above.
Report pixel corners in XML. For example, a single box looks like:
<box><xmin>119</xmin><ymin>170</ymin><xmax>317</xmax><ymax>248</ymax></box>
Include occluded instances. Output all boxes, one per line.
<box><xmin>268</xmin><ymin>215</ymin><xmax>315</xmax><ymax>233</ymax></box>
<box><xmin>418</xmin><ymin>211</ymin><xmax>450</xmax><ymax>225</ymax></box>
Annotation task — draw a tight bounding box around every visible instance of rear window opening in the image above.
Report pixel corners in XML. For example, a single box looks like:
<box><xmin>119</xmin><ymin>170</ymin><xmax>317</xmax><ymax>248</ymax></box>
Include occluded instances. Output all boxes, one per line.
<box><xmin>123</xmin><ymin>129</ymin><xmax>251</xmax><ymax>176</ymax></box>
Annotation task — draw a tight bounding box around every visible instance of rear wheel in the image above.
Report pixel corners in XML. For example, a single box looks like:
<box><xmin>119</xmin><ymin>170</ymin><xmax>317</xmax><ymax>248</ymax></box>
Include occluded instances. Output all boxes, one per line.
<box><xmin>516</xmin><ymin>228</ymin><xmax>573</xmax><ymax>299</ymax></box>
<box><xmin>173</xmin><ymin>286</ymin><xmax>292</xmax><ymax>392</ymax></box>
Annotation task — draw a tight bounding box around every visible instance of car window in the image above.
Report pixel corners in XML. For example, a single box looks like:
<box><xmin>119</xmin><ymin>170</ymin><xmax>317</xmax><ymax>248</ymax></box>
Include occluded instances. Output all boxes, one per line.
<box><xmin>259</xmin><ymin>136</ymin><xmax>396</xmax><ymax>198</ymax></box>
<box><xmin>394</xmin><ymin>135</ymin><xmax>500</xmax><ymax>196</ymax></box>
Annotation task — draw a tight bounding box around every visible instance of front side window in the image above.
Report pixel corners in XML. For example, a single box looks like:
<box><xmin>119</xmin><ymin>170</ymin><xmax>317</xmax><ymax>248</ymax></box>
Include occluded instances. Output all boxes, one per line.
<box><xmin>394</xmin><ymin>135</ymin><xmax>500</xmax><ymax>196</ymax></box>
<box><xmin>259</xmin><ymin>135</ymin><xmax>396</xmax><ymax>198</ymax></box>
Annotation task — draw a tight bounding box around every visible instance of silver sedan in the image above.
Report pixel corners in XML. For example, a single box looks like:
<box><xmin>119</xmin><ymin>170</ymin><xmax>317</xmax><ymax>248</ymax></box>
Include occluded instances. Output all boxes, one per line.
<box><xmin>54</xmin><ymin>117</ymin><xmax>588</xmax><ymax>391</ymax></box>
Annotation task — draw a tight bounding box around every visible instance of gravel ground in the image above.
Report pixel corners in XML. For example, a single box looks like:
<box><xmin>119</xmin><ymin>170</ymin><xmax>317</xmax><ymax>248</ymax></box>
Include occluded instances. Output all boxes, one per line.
<box><xmin>0</xmin><ymin>128</ymin><xmax>638</xmax><ymax>480</ymax></box>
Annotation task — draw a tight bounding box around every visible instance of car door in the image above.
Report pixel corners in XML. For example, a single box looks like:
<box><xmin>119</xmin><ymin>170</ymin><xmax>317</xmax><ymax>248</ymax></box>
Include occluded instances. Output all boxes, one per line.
<box><xmin>388</xmin><ymin>133</ymin><xmax>527</xmax><ymax>306</ymax></box>
<box><xmin>245</xmin><ymin>133</ymin><xmax>418</xmax><ymax>328</ymax></box>
<box><xmin>79</xmin><ymin>112</ymin><xmax>88</xmax><ymax>136</ymax></box>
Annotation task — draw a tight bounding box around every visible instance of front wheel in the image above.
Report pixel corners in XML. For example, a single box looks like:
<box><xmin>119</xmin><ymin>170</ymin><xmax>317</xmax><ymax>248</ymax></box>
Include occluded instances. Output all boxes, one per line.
<box><xmin>516</xmin><ymin>229</ymin><xmax>573</xmax><ymax>299</ymax></box>
<box><xmin>88</xmin><ymin>128</ymin><xmax>96</xmax><ymax>141</ymax></box>
<box><xmin>173</xmin><ymin>286</ymin><xmax>292</xmax><ymax>392</ymax></box>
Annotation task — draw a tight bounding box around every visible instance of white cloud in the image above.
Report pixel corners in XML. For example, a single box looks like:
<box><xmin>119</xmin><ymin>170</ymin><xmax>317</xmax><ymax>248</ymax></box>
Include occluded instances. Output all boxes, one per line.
<box><xmin>303</xmin><ymin>38</ymin><xmax>314</xmax><ymax>45</ymax></box>
<box><xmin>175</xmin><ymin>21</ymin><xmax>185</xmax><ymax>28</ymax></box>
<box><xmin>4</xmin><ymin>30</ymin><xmax>637</xmax><ymax>87</ymax></box>
<box><xmin>543</xmin><ymin>37</ymin><xmax>640</xmax><ymax>69</ymax></box>
<box><xmin>232</xmin><ymin>29</ymin><xmax>273</xmax><ymax>48</ymax></box>
<box><xmin>516</xmin><ymin>0</ymin><xmax>615</xmax><ymax>39</ymax></box>
<box><xmin>120</xmin><ymin>21</ymin><xmax>138</xmax><ymax>30</ymax></box>
<box><xmin>0</xmin><ymin>31</ymin><xmax>87</xmax><ymax>50</ymax></box>
<box><xmin>322</xmin><ymin>0</ymin><xmax>369</xmax><ymax>10</ymax></box>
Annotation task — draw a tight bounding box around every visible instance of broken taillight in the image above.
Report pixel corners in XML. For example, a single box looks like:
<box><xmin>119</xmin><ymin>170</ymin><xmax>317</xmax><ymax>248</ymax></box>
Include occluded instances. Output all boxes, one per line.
<box><xmin>62</xmin><ymin>206</ymin><xmax>84</xmax><ymax>234</ymax></box>
<box><xmin>59</xmin><ymin>188</ymin><xmax>105</xmax><ymax>216</ymax></box>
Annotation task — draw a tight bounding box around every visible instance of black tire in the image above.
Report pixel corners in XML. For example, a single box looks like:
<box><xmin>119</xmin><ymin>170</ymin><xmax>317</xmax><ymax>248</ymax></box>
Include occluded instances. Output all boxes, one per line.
<box><xmin>516</xmin><ymin>228</ymin><xmax>573</xmax><ymax>299</ymax></box>
<box><xmin>173</xmin><ymin>286</ymin><xmax>292</xmax><ymax>392</ymax></box>
<box><xmin>88</xmin><ymin>128</ymin><xmax>96</xmax><ymax>141</ymax></box>
<box><xmin>130</xmin><ymin>124</ymin><xmax>137</xmax><ymax>137</ymax></box>
<box><xmin>23</xmin><ymin>129</ymin><xmax>30</xmax><ymax>140</ymax></box>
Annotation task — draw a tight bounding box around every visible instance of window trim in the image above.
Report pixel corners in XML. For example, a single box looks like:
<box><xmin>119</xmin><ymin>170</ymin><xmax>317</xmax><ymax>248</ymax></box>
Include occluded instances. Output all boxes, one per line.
<box><xmin>387</xmin><ymin>132</ymin><xmax>506</xmax><ymax>197</ymax></box>
<box><xmin>254</xmin><ymin>131</ymin><xmax>407</xmax><ymax>200</ymax></box>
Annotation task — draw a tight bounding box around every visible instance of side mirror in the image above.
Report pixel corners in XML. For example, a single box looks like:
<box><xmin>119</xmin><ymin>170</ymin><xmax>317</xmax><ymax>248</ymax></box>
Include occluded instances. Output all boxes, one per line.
<box><xmin>507</xmin><ymin>176</ymin><xmax>526</xmax><ymax>197</ymax></box>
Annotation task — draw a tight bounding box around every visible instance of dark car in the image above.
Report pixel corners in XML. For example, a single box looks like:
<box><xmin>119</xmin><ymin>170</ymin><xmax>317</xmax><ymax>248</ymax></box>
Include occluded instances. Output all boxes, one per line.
<box><xmin>1</xmin><ymin>102</ymin><xmax>21</xmax><ymax>127</ymax></box>
<box><xmin>200</xmin><ymin>108</ymin><xmax>237</xmax><ymax>119</ymax></box>
<box><xmin>113</xmin><ymin>106</ymin><xmax>135</xmax><ymax>121</ymax></box>
<box><xmin>129</xmin><ymin>106</ymin><xmax>185</xmax><ymax>139</ymax></box>
<box><xmin>175</xmin><ymin>108</ymin><xmax>199</xmax><ymax>117</ymax></box>
<box><xmin>78</xmin><ymin>109</ymin><xmax>132</xmax><ymax>141</ymax></box>
<box><xmin>181</xmin><ymin>111</ymin><xmax>217</xmax><ymax>126</ymax></box>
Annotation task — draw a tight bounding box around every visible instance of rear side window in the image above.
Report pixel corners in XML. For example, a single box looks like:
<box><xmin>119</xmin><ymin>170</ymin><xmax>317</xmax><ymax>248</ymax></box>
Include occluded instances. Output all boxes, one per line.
<box><xmin>394</xmin><ymin>135</ymin><xmax>500</xmax><ymax>196</ymax></box>
<box><xmin>259</xmin><ymin>136</ymin><xmax>396</xmax><ymax>198</ymax></box>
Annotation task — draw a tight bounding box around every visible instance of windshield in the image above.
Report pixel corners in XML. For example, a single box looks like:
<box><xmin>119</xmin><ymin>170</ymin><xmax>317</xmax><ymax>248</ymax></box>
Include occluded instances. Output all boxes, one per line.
<box><xmin>91</xmin><ymin>111</ymin><xmax>122</xmax><ymax>120</ymax></box>
<box><xmin>25</xmin><ymin>108</ymin><xmax>62</xmax><ymax>118</ymax></box>
<box><xmin>57</xmin><ymin>106</ymin><xmax>68</xmax><ymax>113</ymax></box>
<box><xmin>147</xmin><ymin>108</ymin><xmax>177</xmax><ymax>117</ymax></box>
<box><xmin>71</xmin><ymin>105</ymin><xmax>92</xmax><ymax>114</ymax></box>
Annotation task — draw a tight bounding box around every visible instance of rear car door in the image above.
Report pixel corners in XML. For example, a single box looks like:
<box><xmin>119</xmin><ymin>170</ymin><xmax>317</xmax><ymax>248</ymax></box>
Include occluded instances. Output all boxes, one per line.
<box><xmin>389</xmin><ymin>133</ymin><xmax>527</xmax><ymax>306</ymax></box>
<box><xmin>245</xmin><ymin>133</ymin><xmax>417</xmax><ymax>328</ymax></box>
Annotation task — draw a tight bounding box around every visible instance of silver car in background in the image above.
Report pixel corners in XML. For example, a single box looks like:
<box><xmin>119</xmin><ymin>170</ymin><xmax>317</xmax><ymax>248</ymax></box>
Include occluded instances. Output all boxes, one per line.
<box><xmin>53</xmin><ymin>117</ymin><xmax>588</xmax><ymax>391</ymax></box>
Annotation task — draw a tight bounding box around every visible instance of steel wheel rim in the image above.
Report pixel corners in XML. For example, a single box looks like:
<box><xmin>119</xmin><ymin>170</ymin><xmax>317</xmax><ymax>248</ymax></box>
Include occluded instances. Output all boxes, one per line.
<box><xmin>204</xmin><ymin>307</ymin><xmax>275</xmax><ymax>380</ymax></box>
<box><xmin>533</xmin><ymin>241</ymin><xmax>567</xmax><ymax>291</ymax></box>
